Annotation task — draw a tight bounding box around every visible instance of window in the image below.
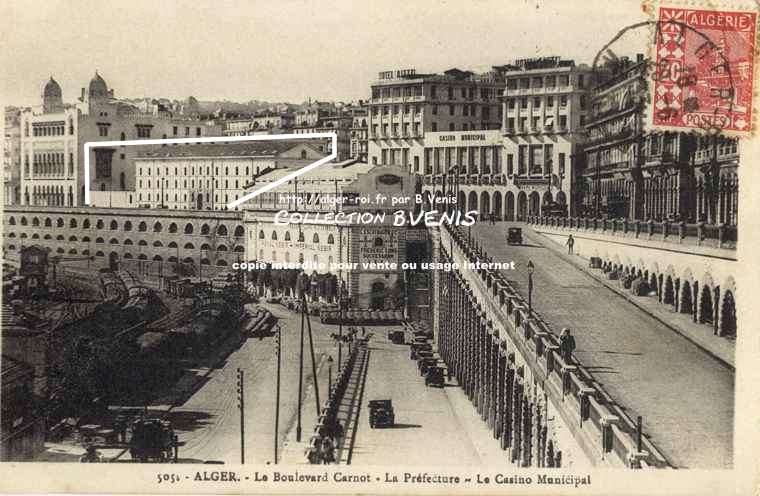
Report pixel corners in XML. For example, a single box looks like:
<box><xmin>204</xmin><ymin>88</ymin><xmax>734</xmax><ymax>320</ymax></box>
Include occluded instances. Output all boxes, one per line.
<box><xmin>449</xmin><ymin>105</ymin><xmax>455</xmax><ymax>116</ymax></box>
<box><xmin>98</xmin><ymin>124</ymin><xmax>109</xmax><ymax>136</ymax></box>
<box><xmin>533</xmin><ymin>97</ymin><xmax>541</xmax><ymax>108</ymax></box>
<box><xmin>431</xmin><ymin>122</ymin><xmax>438</xmax><ymax>132</ymax></box>
<box><xmin>136</xmin><ymin>125</ymin><xmax>152</xmax><ymax>138</ymax></box>
<box><xmin>507</xmin><ymin>154</ymin><xmax>514</xmax><ymax>176</ymax></box>
<box><xmin>558</xmin><ymin>153</ymin><xmax>566</xmax><ymax>176</ymax></box>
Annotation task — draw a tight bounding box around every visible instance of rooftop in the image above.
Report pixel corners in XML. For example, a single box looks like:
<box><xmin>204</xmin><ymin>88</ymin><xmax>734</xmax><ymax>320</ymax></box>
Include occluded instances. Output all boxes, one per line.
<box><xmin>135</xmin><ymin>141</ymin><xmax>323</xmax><ymax>159</ymax></box>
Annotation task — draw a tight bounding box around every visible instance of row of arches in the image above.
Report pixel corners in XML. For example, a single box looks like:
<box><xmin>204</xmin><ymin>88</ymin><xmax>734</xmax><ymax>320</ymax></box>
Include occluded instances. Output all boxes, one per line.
<box><xmin>598</xmin><ymin>256</ymin><xmax>736</xmax><ymax>338</ymax></box>
<box><xmin>6</xmin><ymin>215</ymin><xmax>244</xmax><ymax>237</ymax></box>
<box><xmin>258</xmin><ymin>230</ymin><xmax>335</xmax><ymax>244</ymax></box>
<box><xmin>4</xmin><ymin>233</ymin><xmax>244</xmax><ymax>252</ymax></box>
<box><xmin>1</xmin><ymin>245</ymin><xmax>234</xmax><ymax>267</ymax></box>
<box><xmin>424</xmin><ymin>188</ymin><xmax>568</xmax><ymax>220</ymax></box>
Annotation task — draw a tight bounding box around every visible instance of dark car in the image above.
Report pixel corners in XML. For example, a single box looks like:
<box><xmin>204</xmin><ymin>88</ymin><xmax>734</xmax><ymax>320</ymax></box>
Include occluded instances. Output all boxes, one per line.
<box><xmin>388</xmin><ymin>330</ymin><xmax>405</xmax><ymax>344</ymax></box>
<box><xmin>417</xmin><ymin>357</ymin><xmax>438</xmax><ymax>376</ymax></box>
<box><xmin>507</xmin><ymin>227</ymin><xmax>523</xmax><ymax>245</ymax></box>
<box><xmin>368</xmin><ymin>399</ymin><xmax>394</xmax><ymax>428</ymax></box>
<box><xmin>425</xmin><ymin>366</ymin><xmax>445</xmax><ymax>387</ymax></box>
<box><xmin>410</xmin><ymin>345</ymin><xmax>432</xmax><ymax>360</ymax></box>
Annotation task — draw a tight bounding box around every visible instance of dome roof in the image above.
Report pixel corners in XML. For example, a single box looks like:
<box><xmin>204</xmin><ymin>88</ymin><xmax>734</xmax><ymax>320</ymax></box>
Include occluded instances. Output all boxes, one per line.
<box><xmin>88</xmin><ymin>71</ymin><xmax>109</xmax><ymax>97</ymax></box>
<box><xmin>43</xmin><ymin>77</ymin><xmax>62</xmax><ymax>98</ymax></box>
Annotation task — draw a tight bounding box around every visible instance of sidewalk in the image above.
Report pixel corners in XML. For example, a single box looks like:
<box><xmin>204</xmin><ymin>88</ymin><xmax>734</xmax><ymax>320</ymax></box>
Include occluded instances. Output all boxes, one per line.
<box><xmin>530</xmin><ymin>228</ymin><xmax>735</xmax><ymax>369</ymax></box>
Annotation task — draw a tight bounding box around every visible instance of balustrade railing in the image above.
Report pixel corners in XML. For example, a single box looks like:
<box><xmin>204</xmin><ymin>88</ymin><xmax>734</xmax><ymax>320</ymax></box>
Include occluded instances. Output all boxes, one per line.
<box><xmin>526</xmin><ymin>215</ymin><xmax>737</xmax><ymax>249</ymax></box>
<box><xmin>439</xmin><ymin>223</ymin><xmax>671</xmax><ymax>468</ymax></box>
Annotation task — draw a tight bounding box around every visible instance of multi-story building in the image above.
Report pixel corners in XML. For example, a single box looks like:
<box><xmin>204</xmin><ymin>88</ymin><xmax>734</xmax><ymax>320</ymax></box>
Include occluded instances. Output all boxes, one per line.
<box><xmin>19</xmin><ymin>73</ymin><xmax>222</xmax><ymax>207</ymax></box>
<box><xmin>367</xmin><ymin>68</ymin><xmax>505</xmax><ymax>171</ymax></box>
<box><xmin>292</xmin><ymin>113</ymin><xmax>352</xmax><ymax>161</ymax></box>
<box><xmin>580</xmin><ymin>54</ymin><xmax>739</xmax><ymax>225</ymax></box>
<box><xmin>349</xmin><ymin>104</ymin><xmax>368</xmax><ymax>161</ymax></box>
<box><xmin>222</xmin><ymin>113</ymin><xmax>296</xmax><ymax>136</ymax></box>
<box><xmin>244</xmin><ymin>161</ymin><xmax>418</xmax><ymax>309</ymax></box>
<box><xmin>4</xmin><ymin>107</ymin><xmax>22</xmax><ymax>205</ymax></box>
<box><xmin>499</xmin><ymin>57</ymin><xmax>592</xmax><ymax>219</ymax></box>
<box><xmin>133</xmin><ymin>141</ymin><xmax>327</xmax><ymax>211</ymax></box>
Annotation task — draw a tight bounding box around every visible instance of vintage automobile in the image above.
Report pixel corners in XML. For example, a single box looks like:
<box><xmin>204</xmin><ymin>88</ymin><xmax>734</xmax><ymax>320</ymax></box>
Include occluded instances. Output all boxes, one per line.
<box><xmin>417</xmin><ymin>357</ymin><xmax>438</xmax><ymax>376</ymax></box>
<box><xmin>410</xmin><ymin>344</ymin><xmax>432</xmax><ymax>360</ymax></box>
<box><xmin>368</xmin><ymin>399</ymin><xmax>395</xmax><ymax>428</ymax></box>
<box><xmin>425</xmin><ymin>366</ymin><xmax>445</xmax><ymax>387</ymax></box>
<box><xmin>128</xmin><ymin>419</ymin><xmax>177</xmax><ymax>462</ymax></box>
<box><xmin>507</xmin><ymin>227</ymin><xmax>523</xmax><ymax>245</ymax></box>
<box><xmin>388</xmin><ymin>330</ymin><xmax>405</xmax><ymax>344</ymax></box>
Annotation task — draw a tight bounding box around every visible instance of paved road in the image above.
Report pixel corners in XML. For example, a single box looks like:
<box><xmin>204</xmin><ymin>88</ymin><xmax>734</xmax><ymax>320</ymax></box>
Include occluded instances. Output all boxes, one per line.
<box><xmin>167</xmin><ymin>302</ymin><xmax>340</xmax><ymax>464</ymax></box>
<box><xmin>470</xmin><ymin>222</ymin><xmax>734</xmax><ymax>468</ymax></box>
<box><xmin>349</xmin><ymin>330</ymin><xmax>508</xmax><ymax>466</ymax></box>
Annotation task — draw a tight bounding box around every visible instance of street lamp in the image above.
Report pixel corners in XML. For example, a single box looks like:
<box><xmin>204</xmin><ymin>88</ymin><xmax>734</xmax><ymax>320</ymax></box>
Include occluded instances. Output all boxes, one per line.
<box><xmin>327</xmin><ymin>355</ymin><xmax>334</xmax><ymax>394</ymax></box>
<box><xmin>527</xmin><ymin>260</ymin><xmax>534</xmax><ymax>317</ymax></box>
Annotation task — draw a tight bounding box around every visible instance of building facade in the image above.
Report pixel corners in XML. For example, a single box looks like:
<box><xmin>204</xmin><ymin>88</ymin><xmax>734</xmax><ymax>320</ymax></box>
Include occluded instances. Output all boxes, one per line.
<box><xmin>581</xmin><ymin>55</ymin><xmax>739</xmax><ymax>225</ymax></box>
<box><xmin>4</xmin><ymin>107</ymin><xmax>22</xmax><ymax>205</ymax></box>
<box><xmin>499</xmin><ymin>57</ymin><xmax>592</xmax><ymax>218</ymax></box>
<box><xmin>244</xmin><ymin>162</ymin><xmax>419</xmax><ymax>309</ymax></box>
<box><xmin>367</xmin><ymin>68</ymin><xmax>505</xmax><ymax>171</ymax></box>
<box><xmin>19</xmin><ymin>73</ymin><xmax>222</xmax><ymax>208</ymax></box>
<box><xmin>133</xmin><ymin>141</ymin><xmax>326</xmax><ymax>211</ymax></box>
<box><xmin>349</xmin><ymin>105</ymin><xmax>368</xmax><ymax>162</ymax></box>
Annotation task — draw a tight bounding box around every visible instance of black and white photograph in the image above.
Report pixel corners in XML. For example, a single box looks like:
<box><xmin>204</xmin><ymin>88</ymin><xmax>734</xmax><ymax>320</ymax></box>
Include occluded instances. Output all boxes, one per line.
<box><xmin>0</xmin><ymin>1</ymin><xmax>758</xmax><ymax>494</ymax></box>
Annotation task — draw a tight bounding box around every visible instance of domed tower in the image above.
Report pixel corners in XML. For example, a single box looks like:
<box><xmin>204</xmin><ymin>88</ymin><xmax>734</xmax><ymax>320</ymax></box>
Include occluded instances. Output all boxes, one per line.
<box><xmin>87</xmin><ymin>71</ymin><xmax>113</xmax><ymax>101</ymax></box>
<box><xmin>42</xmin><ymin>76</ymin><xmax>63</xmax><ymax>113</ymax></box>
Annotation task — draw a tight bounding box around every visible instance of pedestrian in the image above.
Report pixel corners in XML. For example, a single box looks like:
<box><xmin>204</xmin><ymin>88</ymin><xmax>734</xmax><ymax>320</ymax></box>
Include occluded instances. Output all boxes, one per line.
<box><xmin>559</xmin><ymin>328</ymin><xmax>576</xmax><ymax>364</ymax></box>
<box><xmin>446</xmin><ymin>366</ymin><xmax>453</xmax><ymax>382</ymax></box>
<box><xmin>321</xmin><ymin>436</ymin><xmax>335</xmax><ymax>464</ymax></box>
<box><xmin>566</xmin><ymin>234</ymin><xmax>575</xmax><ymax>255</ymax></box>
<box><xmin>80</xmin><ymin>445</ymin><xmax>102</xmax><ymax>463</ymax></box>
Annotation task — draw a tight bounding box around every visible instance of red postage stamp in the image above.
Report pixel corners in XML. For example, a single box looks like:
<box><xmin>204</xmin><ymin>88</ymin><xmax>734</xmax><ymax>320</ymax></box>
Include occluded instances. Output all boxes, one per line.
<box><xmin>652</xmin><ymin>6</ymin><xmax>757</xmax><ymax>134</ymax></box>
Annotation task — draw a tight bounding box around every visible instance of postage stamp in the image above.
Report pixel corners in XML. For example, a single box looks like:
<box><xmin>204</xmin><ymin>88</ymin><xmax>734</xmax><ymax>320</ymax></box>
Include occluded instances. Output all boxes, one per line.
<box><xmin>651</xmin><ymin>5</ymin><xmax>757</xmax><ymax>134</ymax></box>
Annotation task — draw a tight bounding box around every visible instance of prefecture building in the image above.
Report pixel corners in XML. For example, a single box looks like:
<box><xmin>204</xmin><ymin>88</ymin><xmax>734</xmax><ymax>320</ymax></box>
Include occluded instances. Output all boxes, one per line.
<box><xmin>132</xmin><ymin>141</ymin><xmax>326</xmax><ymax>211</ymax></box>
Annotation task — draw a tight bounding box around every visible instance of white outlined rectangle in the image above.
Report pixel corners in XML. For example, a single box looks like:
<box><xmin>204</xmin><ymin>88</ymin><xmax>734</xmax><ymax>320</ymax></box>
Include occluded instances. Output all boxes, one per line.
<box><xmin>83</xmin><ymin>132</ymin><xmax>337</xmax><ymax>209</ymax></box>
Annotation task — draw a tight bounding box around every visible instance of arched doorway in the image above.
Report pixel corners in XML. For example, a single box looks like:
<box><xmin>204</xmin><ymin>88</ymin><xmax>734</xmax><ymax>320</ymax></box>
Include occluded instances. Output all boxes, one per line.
<box><xmin>506</xmin><ymin>191</ymin><xmax>515</xmax><ymax>221</ymax></box>
<box><xmin>480</xmin><ymin>191</ymin><xmax>490</xmax><ymax>219</ymax></box>
<box><xmin>370</xmin><ymin>281</ymin><xmax>386</xmax><ymax>310</ymax></box>
<box><xmin>680</xmin><ymin>280</ymin><xmax>693</xmax><ymax>314</ymax></box>
<box><xmin>541</xmin><ymin>191</ymin><xmax>552</xmax><ymax>214</ymax></box>
<box><xmin>529</xmin><ymin>192</ymin><xmax>540</xmax><ymax>216</ymax></box>
<box><xmin>468</xmin><ymin>191</ymin><xmax>478</xmax><ymax>213</ymax></box>
<box><xmin>699</xmin><ymin>285</ymin><xmax>714</xmax><ymax>324</ymax></box>
<box><xmin>720</xmin><ymin>291</ymin><xmax>736</xmax><ymax>337</ymax></box>
<box><xmin>457</xmin><ymin>191</ymin><xmax>466</xmax><ymax>209</ymax></box>
<box><xmin>517</xmin><ymin>192</ymin><xmax>527</xmax><ymax>221</ymax></box>
<box><xmin>493</xmin><ymin>191</ymin><xmax>503</xmax><ymax>220</ymax></box>
<box><xmin>664</xmin><ymin>276</ymin><xmax>674</xmax><ymax>305</ymax></box>
<box><xmin>556</xmin><ymin>190</ymin><xmax>567</xmax><ymax>207</ymax></box>
<box><xmin>109</xmin><ymin>251</ymin><xmax>119</xmax><ymax>271</ymax></box>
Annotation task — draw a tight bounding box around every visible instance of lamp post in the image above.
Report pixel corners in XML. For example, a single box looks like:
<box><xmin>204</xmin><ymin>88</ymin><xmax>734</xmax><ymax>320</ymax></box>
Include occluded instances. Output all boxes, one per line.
<box><xmin>327</xmin><ymin>355</ymin><xmax>333</xmax><ymax>394</ymax></box>
<box><xmin>527</xmin><ymin>260</ymin><xmax>534</xmax><ymax>317</ymax></box>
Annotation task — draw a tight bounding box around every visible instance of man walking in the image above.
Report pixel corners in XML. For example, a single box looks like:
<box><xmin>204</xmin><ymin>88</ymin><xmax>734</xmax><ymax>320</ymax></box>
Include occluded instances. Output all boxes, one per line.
<box><xmin>559</xmin><ymin>328</ymin><xmax>576</xmax><ymax>364</ymax></box>
<box><xmin>566</xmin><ymin>234</ymin><xmax>575</xmax><ymax>255</ymax></box>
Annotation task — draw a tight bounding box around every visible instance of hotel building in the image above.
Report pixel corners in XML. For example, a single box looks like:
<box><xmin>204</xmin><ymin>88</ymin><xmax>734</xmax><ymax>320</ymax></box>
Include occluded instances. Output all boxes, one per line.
<box><xmin>367</xmin><ymin>68</ymin><xmax>505</xmax><ymax>172</ymax></box>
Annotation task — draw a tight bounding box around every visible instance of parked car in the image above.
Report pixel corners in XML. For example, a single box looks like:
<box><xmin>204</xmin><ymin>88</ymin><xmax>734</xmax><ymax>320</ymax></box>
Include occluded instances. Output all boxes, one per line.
<box><xmin>417</xmin><ymin>357</ymin><xmax>438</xmax><ymax>376</ymax></box>
<box><xmin>388</xmin><ymin>330</ymin><xmax>405</xmax><ymax>344</ymax></box>
<box><xmin>425</xmin><ymin>366</ymin><xmax>445</xmax><ymax>387</ymax></box>
<box><xmin>368</xmin><ymin>399</ymin><xmax>395</xmax><ymax>428</ymax></box>
<box><xmin>507</xmin><ymin>227</ymin><xmax>523</xmax><ymax>245</ymax></box>
<box><xmin>410</xmin><ymin>344</ymin><xmax>432</xmax><ymax>360</ymax></box>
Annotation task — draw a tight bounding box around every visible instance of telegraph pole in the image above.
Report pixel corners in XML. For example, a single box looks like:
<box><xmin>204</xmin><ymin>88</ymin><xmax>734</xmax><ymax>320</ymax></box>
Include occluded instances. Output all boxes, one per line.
<box><xmin>237</xmin><ymin>368</ymin><xmax>245</xmax><ymax>464</ymax></box>
<box><xmin>303</xmin><ymin>296</ymin><xmax>321</xmax><ymax>417</ymax></box>
<box><xmin>274</xmin><ymin>325</ymin><xmax>281</xmax><ymax>464</ymax></box>
<box><xmin>296</xmin><ymin>279</ymin><xmax>305</xmax><ymax>442</ymax></box>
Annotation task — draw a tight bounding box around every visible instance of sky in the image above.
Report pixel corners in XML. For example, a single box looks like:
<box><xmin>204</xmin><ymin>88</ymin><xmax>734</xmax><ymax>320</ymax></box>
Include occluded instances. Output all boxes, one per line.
<box><xmin>1</xmin><ymin>0</ymin><xmax>650</xmax><ymax>107</ymax></box>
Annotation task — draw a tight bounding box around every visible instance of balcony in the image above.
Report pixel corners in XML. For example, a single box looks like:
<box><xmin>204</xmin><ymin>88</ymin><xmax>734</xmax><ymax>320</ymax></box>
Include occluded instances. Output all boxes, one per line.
<box><xmin>513</xmin><ymin>175</ymin><xmax>551</xmax><ymax>187</ymax></box>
